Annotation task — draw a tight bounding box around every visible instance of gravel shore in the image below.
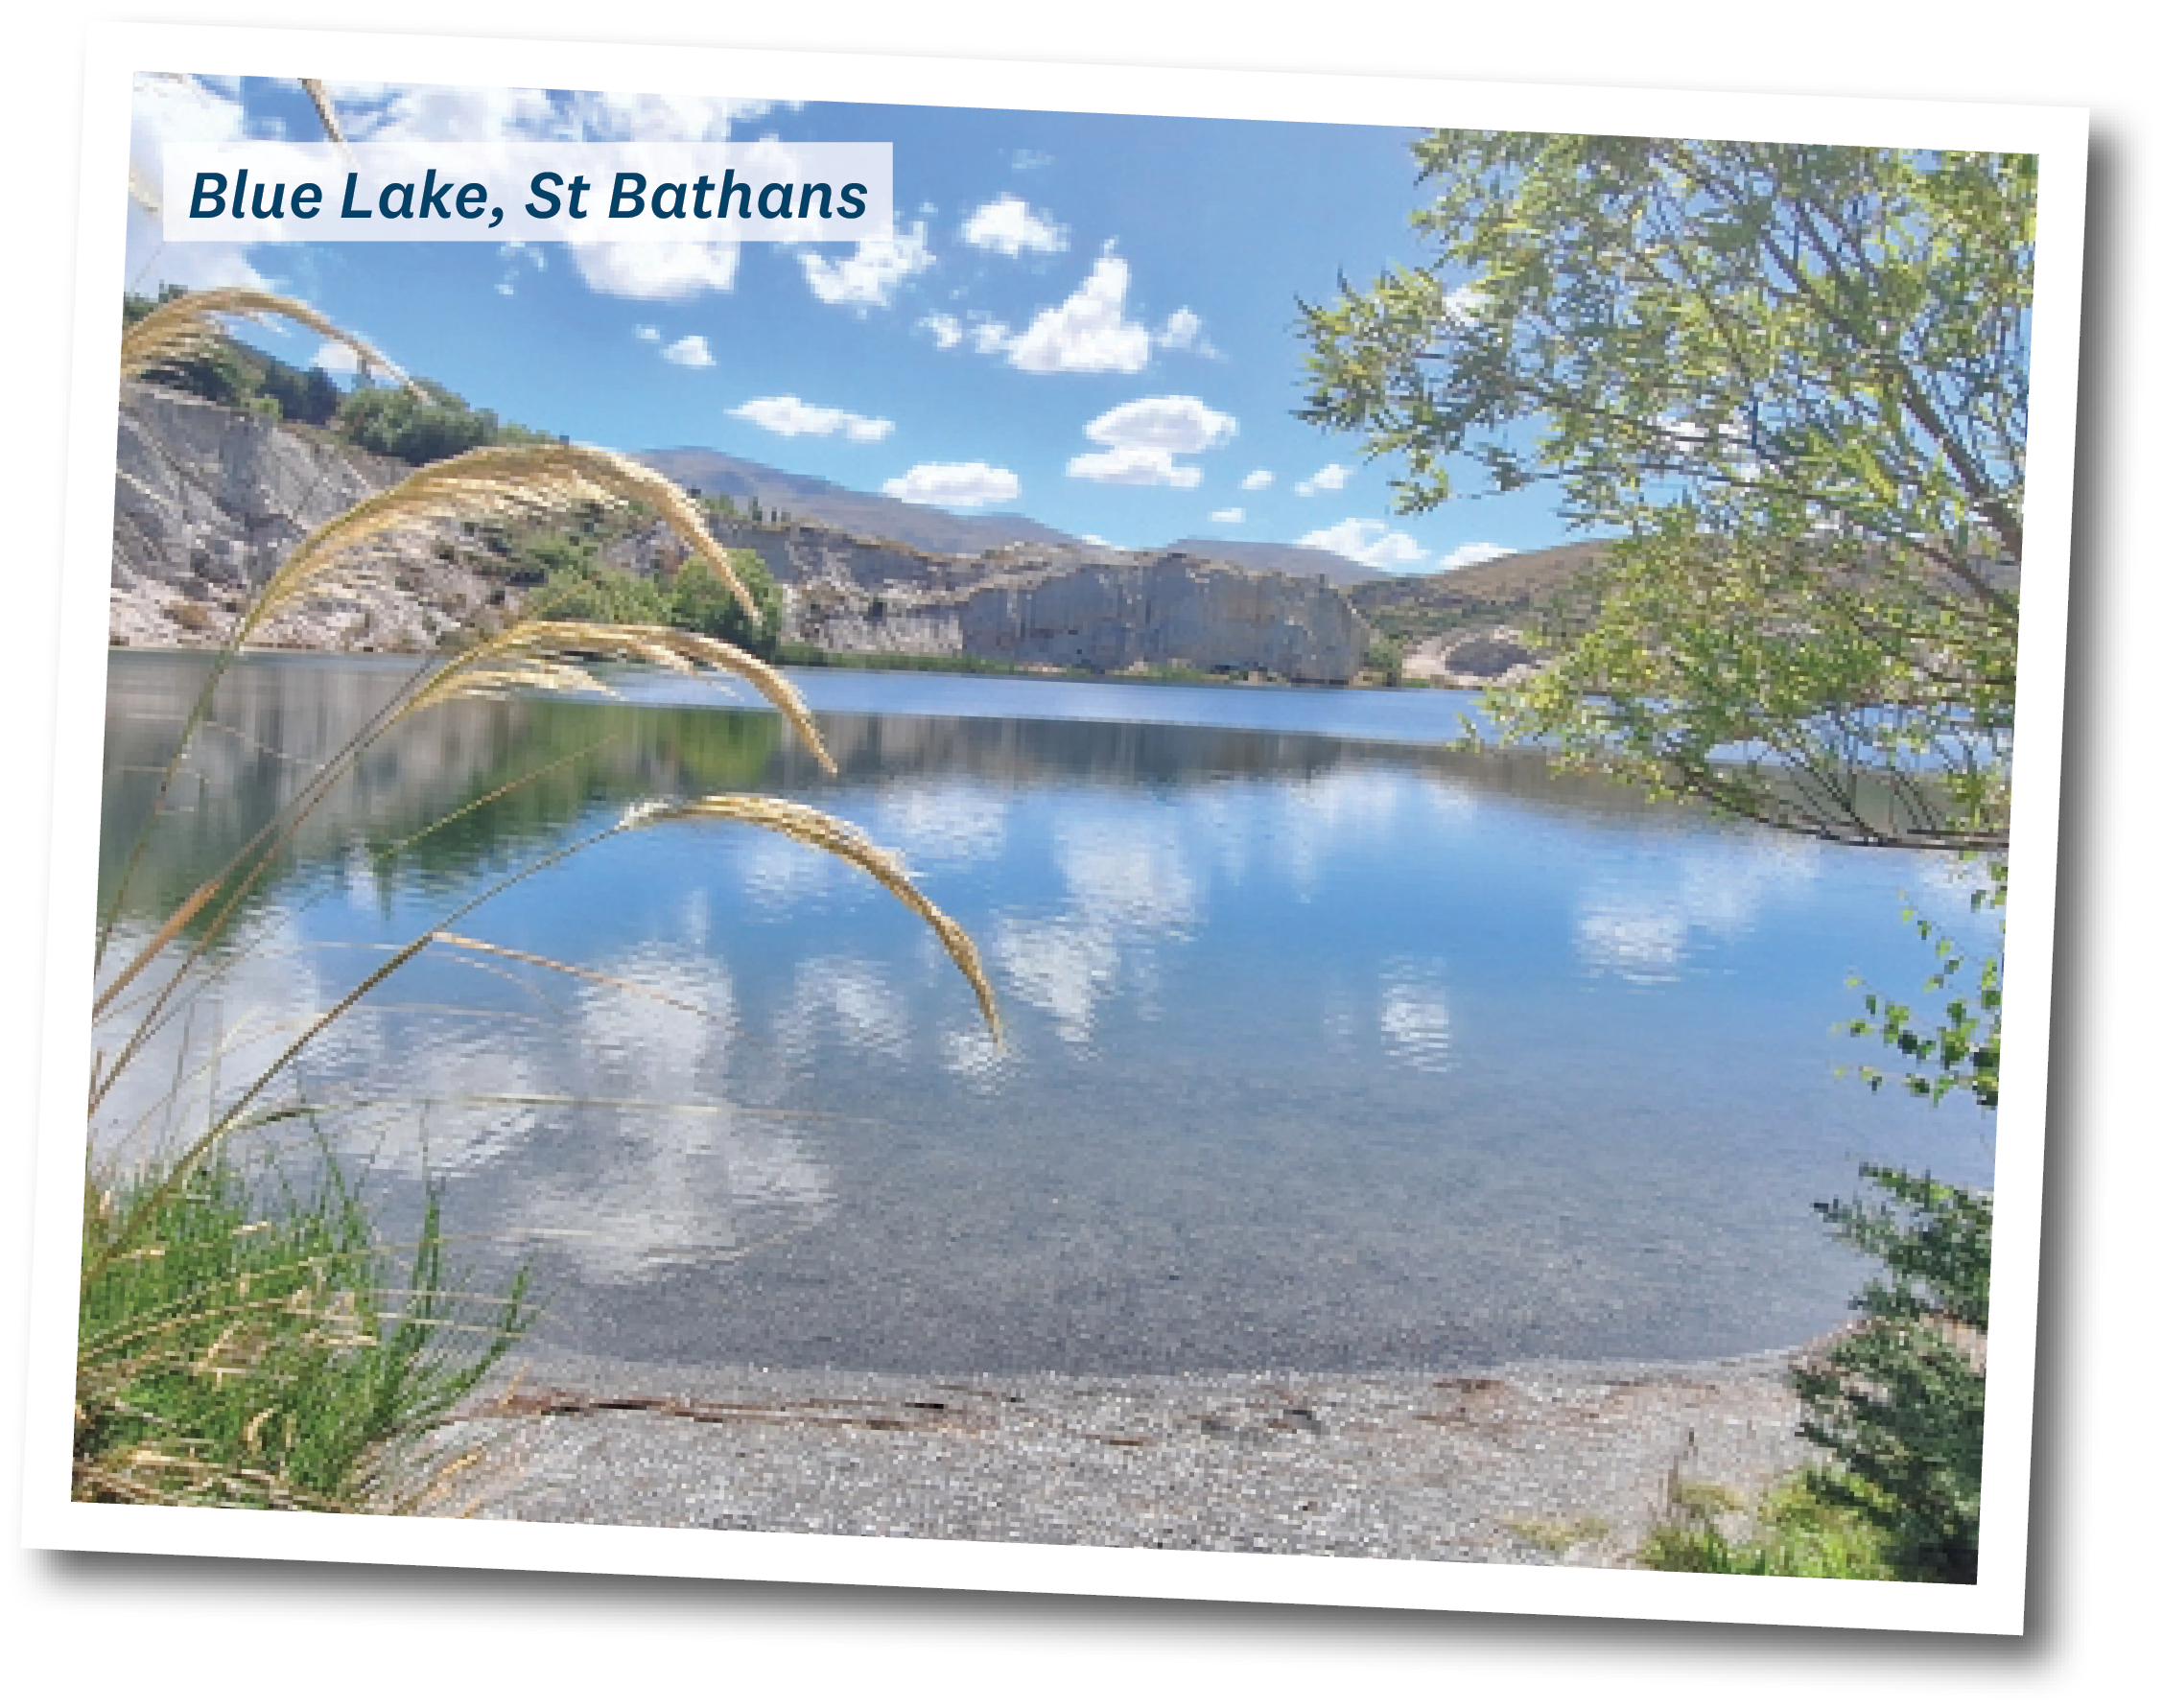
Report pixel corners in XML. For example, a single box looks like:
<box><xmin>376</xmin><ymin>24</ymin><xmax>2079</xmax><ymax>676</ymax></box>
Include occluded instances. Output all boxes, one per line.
<box><xmin>429</xmin><ymin>1345</ymin><xmax>1822</xmax><ymax>1567</ymax></box>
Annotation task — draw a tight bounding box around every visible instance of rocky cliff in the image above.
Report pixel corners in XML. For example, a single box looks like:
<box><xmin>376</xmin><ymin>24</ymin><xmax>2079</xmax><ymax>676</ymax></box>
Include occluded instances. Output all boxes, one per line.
<box><xmin>109</xmin><ymin>386</ymin><xmax>1369</xmax><ymax>681</ymax></box>
<box><xmin>110</xmin><ymin>382</ymin><xmax>517</xmax><ymax>651</ymax></box>
<box><xmin>715</xmin><ymin>519</ymin><xmax>1369</xmax><ymax>683</ymax></box>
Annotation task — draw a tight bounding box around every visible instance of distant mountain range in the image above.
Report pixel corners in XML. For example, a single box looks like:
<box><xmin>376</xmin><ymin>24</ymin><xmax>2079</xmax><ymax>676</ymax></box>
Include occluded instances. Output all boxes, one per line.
<box><xmin>633</xmin><ymin>447</ymin><xmax>1090</xmax><ymax>556</ymax></box>
<box><xmin>632</xmin><ymin>444</ymin><xmax>1593</xmax><ymax>607</ymax></box>
<box><xmin>1158</xmin><ymin>538</ymin><xmax>1388</xmax><ymax>586</ymax></box>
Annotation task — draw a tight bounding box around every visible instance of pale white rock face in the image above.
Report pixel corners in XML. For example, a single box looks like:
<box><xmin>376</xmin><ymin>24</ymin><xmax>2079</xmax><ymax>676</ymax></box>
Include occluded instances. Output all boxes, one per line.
<box><xmin>956</xmin><ymin>557</ymin><xmax>1368</xmax><ymax>683</ymax></box>
<box><xmin>1401</xmin><ymin>627</ymin><xmax>1542</xmax><ymax>688</ymax></box>
<box><xmin>717</xmin><ymin>519</ymin><xmax>1371</xmax><ymax>684</ymax></box>
<box><xmin>109</xmin><ymin>382</ymin><xmax>505</xmax><ymax>652</ymax></box>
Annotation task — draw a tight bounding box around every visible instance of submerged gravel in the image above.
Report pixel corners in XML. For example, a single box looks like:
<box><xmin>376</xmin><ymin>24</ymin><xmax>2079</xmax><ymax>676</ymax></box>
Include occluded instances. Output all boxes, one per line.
<box><xmin>428</xmin><ymin>1345</ymin><xmax>1822</xmax><ymax>1566</ymax></box>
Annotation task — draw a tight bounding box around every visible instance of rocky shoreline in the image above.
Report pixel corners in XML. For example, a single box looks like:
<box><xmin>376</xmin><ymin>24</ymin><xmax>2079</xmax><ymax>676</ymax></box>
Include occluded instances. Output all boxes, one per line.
<box><xmin>423</xmin><ymin>1345</ymin><xmax>1823</xmax><ymax>1566</ymax></box>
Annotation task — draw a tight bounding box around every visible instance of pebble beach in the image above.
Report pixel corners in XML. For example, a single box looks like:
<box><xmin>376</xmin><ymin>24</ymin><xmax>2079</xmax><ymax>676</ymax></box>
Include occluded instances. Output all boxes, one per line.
<box><xmin>429</xmin><ymin>1344</ymin><xmax>1825</xmax><ymax>1568</ymax></box>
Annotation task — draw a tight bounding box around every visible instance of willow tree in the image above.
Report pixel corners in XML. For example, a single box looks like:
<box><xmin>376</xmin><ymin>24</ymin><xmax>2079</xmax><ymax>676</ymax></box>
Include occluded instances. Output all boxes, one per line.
<box><xmin>1301</xmin><ymin>133</ymin><xmax>2035</xmax><ymax>1580</ymax></box>
<box><xmin>1299</xmin><ymin>134</ymin><xmax>2036</xmax><ymax>852</ymax></box>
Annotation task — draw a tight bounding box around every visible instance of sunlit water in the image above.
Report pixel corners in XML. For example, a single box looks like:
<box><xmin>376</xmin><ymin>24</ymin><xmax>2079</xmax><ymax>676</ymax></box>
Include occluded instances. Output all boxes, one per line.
<box><xmin>97</xmin><ymin>652</ymin><xmax>1995</xmax><ymax>1374</ymax></box>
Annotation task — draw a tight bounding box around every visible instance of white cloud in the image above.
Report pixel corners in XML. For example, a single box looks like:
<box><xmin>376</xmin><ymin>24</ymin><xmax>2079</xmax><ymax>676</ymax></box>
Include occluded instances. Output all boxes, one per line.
<box><xmin>1010</xmin><ymin>149</ymin><xmax>1054</xmax><ymax>172</ymax></box>
<box><xmin>1441</xmin><ymin>541</ymin><xmax>1516</xmax><ymax>573</ymax></box>
<box><xmin>920</xmin><ymin>312</ymin><xmax>1015</xmax><ymax>355</ymax></box>
<box><xmin>1068</xmin><ymin>447</ymin><xmax>1203</xmax><ymax>488</ymax></box>
<box><xmin>800</xmin><ymin>222</ymin><xmax>934</xmax><ymax>310</ymax></box>
<box><xmin>1240</xmin><ymin>470</ymin><xmax>1275</xmax><ymax>492</ymax></box>
<box><xmin>882</xmin><ymin>462</ymin><xmax>1021</xmax><ymax>508</ymax></box>
<box><xmin>633</xmin><ymin>324</ymin><xmax>662</xmax><ymax>341</ymax></box>
<box><xmin>1159</xmin><ymin>307</ymin><xmax>1220</xmax><ymax>358</ymax></box>
<box><xmin>962</xmin><ymin>194</ymin><xmax>1068</xmax><ymax>257</ymax></box>
<box><xmin>569</xmin><ymin>240</ymin><xmax>741</xmax><ymax>301</ymax></box>
<box><xmin>1297</xmin><ymin>519</ymin><xmax>1428</xmax><ymax>571</ymax></box>
<box><xmin>1007</xmin><ymin>253</ymin><xmax>1151</xmax><ymax>374</ymax></box>
<box><xmin>730</xmin><ymin>395</ymin><xmax>895</xmax><ymax>443</ymax></box>
<box><xmin>661</xmin><ymin>334</ymin><xmax>715</xmax><ymax>368</ymax></box>
<box><xmin>495</xmin><ymin>241</ymin><xmax>546</xmax><ymax>296</ymax></box>
<box><xmin>1209</xmin><ymin>508</ymin><xmax>1245</xmax><ymax>526</ymax></box>
<box><xmin>1294</xmin><ymin>463</ymin><xmax>1352</xmax><ymax>497</ymax></box>
<box><xmin>1082</xmin><ymin>395</ymin><xmax>1235</xmax><ymax>455</ymax></box>
<box><xmin>1067</xmin><ymin>394</ymin><xmax>1236</xmax><ymax>488</ymax></box>
<box><xmin>128</xmin><ymin>73</ymin><xmax>268</xmax><ymax>293</ymax></box>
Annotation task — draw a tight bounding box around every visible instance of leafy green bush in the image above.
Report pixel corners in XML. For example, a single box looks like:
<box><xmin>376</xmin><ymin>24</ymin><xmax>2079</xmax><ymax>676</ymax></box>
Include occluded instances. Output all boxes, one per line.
<box><xmin>339</xmin><ymin>380</ymin><xmax>530</xmax><ymax>464</ymax></box>
<box><xmin>533</xmin><ymin>549</ymin><xmax>783</xmax><ymax>656</ymax></box>
<box><xmin>123</xmin><ymin>286</ymin><xmax>344</xmax><ymax>426</ymax></box>
<box><xmin>1363</xmin><ymin>636</ymin><xmax>1406</xmax><ymax>687</ymax></box>
<box><xmin>1643</xmin><ymin>871</ymin><xmax>2000</xmax><ymax>1583</ymax></box>
<box><xmin>1792</xmin><ymin>1166</ymin><xmax>1990</xmax><ymax>1582</ymax></box>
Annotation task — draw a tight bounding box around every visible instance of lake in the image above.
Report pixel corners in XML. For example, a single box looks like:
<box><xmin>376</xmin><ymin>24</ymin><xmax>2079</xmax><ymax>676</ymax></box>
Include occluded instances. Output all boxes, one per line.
<box><xmin>96</xmin><ymin>650</ymin><xmax>1996</xmax><ymax>1375</ymax></box>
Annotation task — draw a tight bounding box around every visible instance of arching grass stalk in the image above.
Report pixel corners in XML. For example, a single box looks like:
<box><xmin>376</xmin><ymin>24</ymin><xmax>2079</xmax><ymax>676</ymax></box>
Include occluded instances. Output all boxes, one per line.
<box><xmin>99</xmin><ymin>289</ymin><xmax>422</xmax><ymax>967</ymax></box>
<box><xmin>86</xmin><ymin>789</ymin><xmax>999</xmax><ymax>1292</ymax></box>
<box><xmin>89</xmin><ymin>293</ymin><xmax>1002</xmax><ymax>1514</ymax></box>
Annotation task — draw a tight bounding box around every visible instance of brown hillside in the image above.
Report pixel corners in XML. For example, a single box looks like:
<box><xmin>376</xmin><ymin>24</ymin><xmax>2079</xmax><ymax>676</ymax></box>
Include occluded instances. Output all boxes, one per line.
<box><xmin>1347</xmin><ymin>540</ymin><xmax>1617</xmax><ymax>643</ymax></box>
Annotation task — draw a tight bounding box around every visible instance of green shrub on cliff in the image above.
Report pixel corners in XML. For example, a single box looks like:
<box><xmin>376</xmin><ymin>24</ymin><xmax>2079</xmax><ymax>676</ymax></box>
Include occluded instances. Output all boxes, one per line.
<box><xmin>123</xmin><ymin>285</ymin><xmax>343</xmax><ymax>426</ymax></box>
<box><xmin>534</xmin><ymin>549</ymin><xmax>784</xmax><ymax>657</ymax></box>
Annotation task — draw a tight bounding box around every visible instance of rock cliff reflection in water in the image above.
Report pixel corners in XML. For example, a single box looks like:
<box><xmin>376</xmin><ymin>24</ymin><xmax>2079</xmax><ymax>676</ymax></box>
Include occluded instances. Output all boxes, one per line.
<box><xmin>98</xmin><ymin>652</ymin><xmax>1994</xmax><ymax>1374</ymax></box>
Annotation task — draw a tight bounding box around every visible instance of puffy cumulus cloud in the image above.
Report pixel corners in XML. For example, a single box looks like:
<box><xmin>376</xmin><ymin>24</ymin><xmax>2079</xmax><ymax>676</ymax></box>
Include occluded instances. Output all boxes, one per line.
<box><xmin>1441</xmin><ymin>540</ymin><xmax>1516</xmax><ymax>573</ymax></box>
<box><xmin>882</xmin><ymin>462</ymin><xmax>1021</xmax><ymax>508</ymax></box>
<box><xmin>661</xmin><ymin>334</ymin><xmax>715</xmax><ymax>368</ymax></box>
<box><xmin>1068</xmin><ymin>446</ymin><xmax>1202</xmax><ymax>488</ymax></box>
<box><xmin>1067</xmin><ymin>394</ymin><xmax>1235</xmax><ymax>488</ymax></box>
<box><xmin>961</xmin><ymin>194</ymin><xmax>1068</xmax><ymax>257</ymax></box>
<box><xmin>1293</xmin><ymin>462</ymin><xmax>1351</xmax><ymax>497</ymax></box>
<box><xmin>1209</xmin><ymin>507</ymin><xmax>1245</xmax><ymax>526</ymax></box>
<box><xmin>799</xmin><ymin>222</ymin><xmax>934</xmax><ymax>310</ymax></box>
<box><xmin>729</xmin><ymin>395</ymin><xmax>895</xmax><ymax>443</ymax></box>
<box><xmin>573</xmin><ymin>241</ymin><xmax>741</xmax><ymax>301</ymax></box>
<box><xmin>1240</xmin><ymin>469</ymin><xmax>1275</xmax><ymax>491</ymax></box>
<box><xmin>1083</xmin><ymin>395</ymin><xmax>1235</xmax><ymax>455</ymax></box>
<box><xmin>1007</xmin><ymin>253</ymin><xmax>1151</xmax><ymax>374</ymax></box>
<box><xmin>1296</xmin><ymin>518</ymin><xmax>1428</xmax><ymax>571</ymax></box>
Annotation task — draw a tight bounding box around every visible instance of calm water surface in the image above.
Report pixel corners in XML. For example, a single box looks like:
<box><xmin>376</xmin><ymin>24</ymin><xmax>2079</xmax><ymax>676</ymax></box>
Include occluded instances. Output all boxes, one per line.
<box><xmin>98</xmin><ymin>652</ymin><xmax>1995</xmax><ymax>1374</ymax></box>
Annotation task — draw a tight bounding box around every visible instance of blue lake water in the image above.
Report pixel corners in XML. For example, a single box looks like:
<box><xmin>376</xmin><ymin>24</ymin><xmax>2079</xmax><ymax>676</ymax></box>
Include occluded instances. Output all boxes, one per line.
<box><xmin>97</xmin><ymin>653</ymin><xmax>1996</xmax><ymax>1374</ymax></box>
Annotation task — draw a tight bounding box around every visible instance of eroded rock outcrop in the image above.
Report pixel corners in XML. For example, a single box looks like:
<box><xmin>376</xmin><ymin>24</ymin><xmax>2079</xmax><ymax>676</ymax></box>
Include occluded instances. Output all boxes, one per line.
<box><xmin>110</xmin><ymin>382</ymin><xmax>510</xmax><ymax>651</ymax></box>
<box><xmin>718</xmin><ymin>520</ymin><xmax>1369</xmax><ymax>683</ymax></box>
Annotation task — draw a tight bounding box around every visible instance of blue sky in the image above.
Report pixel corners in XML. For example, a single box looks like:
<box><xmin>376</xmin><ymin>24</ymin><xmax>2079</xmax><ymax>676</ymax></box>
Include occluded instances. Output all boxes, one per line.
<box><xmin>127</xmin><ymin>73</ymin><xmax>1579</xmax><ymax>570</ymax></box>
